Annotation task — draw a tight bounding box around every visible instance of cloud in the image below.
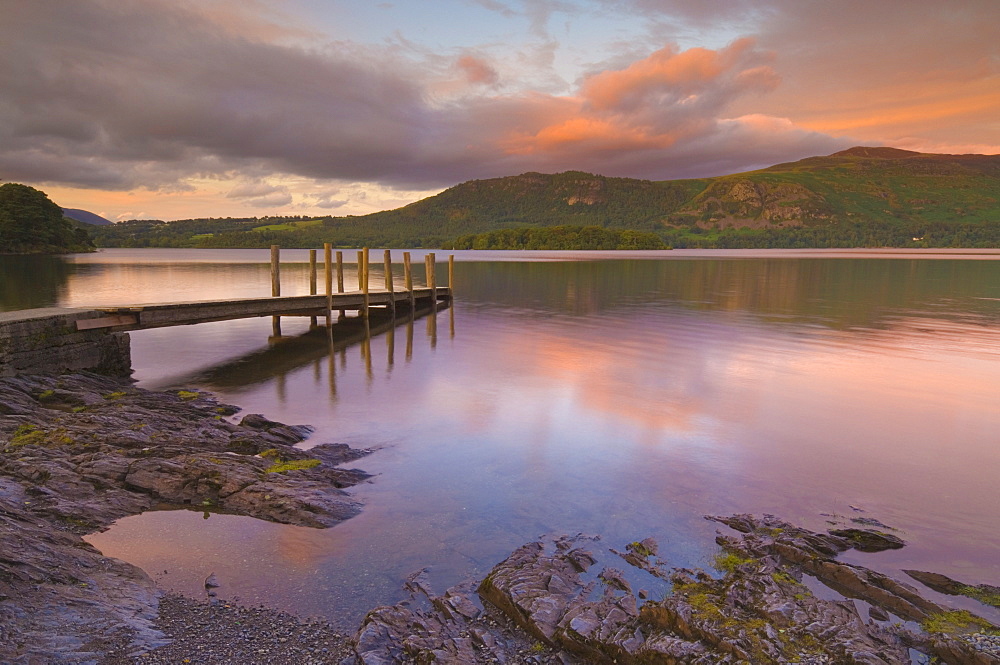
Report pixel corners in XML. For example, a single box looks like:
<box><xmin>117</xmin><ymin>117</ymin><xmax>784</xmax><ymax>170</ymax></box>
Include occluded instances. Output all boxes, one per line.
<box><xmin>226</xmin><ymin>181</ymin><xmax>288</xmax><ymax>199</ymax></box>
<box><xmin>457</xmin><ymin>55</ymin><xmax>500</xmax><ymax>86</ymax></box>
<box><xmin>226</xmin><ymin>180</ymin><xmax>293</xmax><ymax>208</ymax></box>
<box><xmin>1</xmin><ymin>0</ymin><xmax>995</xmax><ymax>209</ymax></box>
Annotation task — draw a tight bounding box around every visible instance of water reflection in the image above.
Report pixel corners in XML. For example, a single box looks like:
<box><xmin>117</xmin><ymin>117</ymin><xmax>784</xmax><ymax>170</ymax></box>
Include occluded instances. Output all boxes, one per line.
<box><xmin>455</xmin><ymin>258</ymin><xmax>1000</xmax><ymax>328</ymax></box>
<box><xmin>175</xmin><ymin>304</ymin><xmax>445</xmax><ymax>392</ymax></box>
<box><xmin>0</xmin><ymin>254</ymin><xmax>76</xmax><ymax>310</ymax></box>
<box><xmin>13</xmin><ymin>250</ymin><xmax>998</xmax><ymax>629</ymax></box>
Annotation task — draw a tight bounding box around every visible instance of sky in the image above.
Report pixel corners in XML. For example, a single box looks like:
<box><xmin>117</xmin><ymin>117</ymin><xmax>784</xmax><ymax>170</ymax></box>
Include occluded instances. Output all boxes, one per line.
<box><xmin>2</xmin><ymin>0</ymin><xmax>998</xmax><ymax>222</ymax></box>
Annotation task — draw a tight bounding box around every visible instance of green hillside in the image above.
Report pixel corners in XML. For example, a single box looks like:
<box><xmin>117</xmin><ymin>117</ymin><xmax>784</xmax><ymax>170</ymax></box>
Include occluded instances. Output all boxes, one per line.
<box><xmin>91</xmin><ymin>147</ymin><xmax>1000</xmax><ymax>249</ymax></box>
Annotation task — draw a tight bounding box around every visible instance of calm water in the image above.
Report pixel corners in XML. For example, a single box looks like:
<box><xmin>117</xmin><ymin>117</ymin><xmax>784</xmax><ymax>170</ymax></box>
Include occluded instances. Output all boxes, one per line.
<box><xmin>3</xmin><ymin>248</ymin><xmax>999</xmax><ymax>627</ymax></box>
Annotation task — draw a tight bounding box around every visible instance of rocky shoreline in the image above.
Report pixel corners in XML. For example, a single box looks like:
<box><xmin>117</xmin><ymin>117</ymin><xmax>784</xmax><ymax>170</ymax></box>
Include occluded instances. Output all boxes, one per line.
<box><xmin>1</xmin><ymin>373</ymin><xmax>998</xmax><ymax>664</ymax></box>
<box><xmin>0</xmin><ymin>371</ymin><xmax>370</xmax><ymax>663</ymax></box>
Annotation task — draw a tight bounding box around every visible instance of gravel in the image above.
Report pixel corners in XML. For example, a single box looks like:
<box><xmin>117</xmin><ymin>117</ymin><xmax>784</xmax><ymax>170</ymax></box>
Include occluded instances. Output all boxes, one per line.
<box><xmin>962</xmin><ymin>631</ymin><xmax>1000</xmax><ymax>660</ymax></box>
<box><xmin>97</xmin><ymin>594</ymin><xmax>353</xmax><ymax>665</ymax></box>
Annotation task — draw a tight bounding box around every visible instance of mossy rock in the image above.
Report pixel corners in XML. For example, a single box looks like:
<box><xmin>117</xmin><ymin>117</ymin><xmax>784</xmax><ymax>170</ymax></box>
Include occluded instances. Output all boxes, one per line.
<box><xmin>265</xmin><ymin>458</ymin><xmax>321</xmax><ymax>474</ymax></box>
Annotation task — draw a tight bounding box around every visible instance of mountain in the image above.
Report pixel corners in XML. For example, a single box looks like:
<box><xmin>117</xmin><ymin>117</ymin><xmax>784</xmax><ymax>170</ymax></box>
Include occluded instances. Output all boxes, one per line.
<box><xmin>62</xmin><ymin>208</ymin><xmax>113</xmax><ymax>226</ymax></box>
<box><xmin>92</xmin><ymin>147</ymin><xmax>1000</xmax><ymax>249</ymax></box>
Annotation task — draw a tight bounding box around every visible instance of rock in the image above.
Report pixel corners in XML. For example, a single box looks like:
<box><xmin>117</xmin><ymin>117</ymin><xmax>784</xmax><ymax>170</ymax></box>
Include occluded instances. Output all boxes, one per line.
<box><xmin>828</xmin><ymin>528</ymin><xmax>906</xmax><ymax>552</ymax></box>
<box><xmin>346</xmin><ymin>514</ymin><xmax>1000</xmax><ymax>664</ymax></box>
<box><xmin>904</xmin><ymin>570</ymin><xmax>1000</xmax><ymax>609</ymax></box>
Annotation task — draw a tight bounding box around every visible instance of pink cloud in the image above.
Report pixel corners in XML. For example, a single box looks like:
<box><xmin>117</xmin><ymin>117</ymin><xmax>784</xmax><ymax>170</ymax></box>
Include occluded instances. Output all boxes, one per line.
<box><xmin>457</xmin><ymin>55</ymin><xmax>500</xmax><ymax>86</ymax></box>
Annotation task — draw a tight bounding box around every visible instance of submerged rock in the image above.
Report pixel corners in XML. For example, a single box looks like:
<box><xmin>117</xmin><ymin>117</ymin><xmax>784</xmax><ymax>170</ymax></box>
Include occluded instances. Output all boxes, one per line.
<box><xmin>904</xmin><ymin>570</ymin><xmax>1000</xmax><ymax>609</ymax></box>
<box><xmin>828</xmin><ymin>527</ymin><xmax>906</xmax><ymax>552</ymax></box>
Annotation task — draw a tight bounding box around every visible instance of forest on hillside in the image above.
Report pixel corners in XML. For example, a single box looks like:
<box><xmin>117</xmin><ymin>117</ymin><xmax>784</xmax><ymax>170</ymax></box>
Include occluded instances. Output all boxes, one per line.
<box><xmin>0</xmin><ymin>184</ymin><xmax>95</xmax><ymax>254</ymax></box>
<box><xmin>87</xmin><ymin>149</ymin><xmax>1000</xmax><ymax>250</ymax></box>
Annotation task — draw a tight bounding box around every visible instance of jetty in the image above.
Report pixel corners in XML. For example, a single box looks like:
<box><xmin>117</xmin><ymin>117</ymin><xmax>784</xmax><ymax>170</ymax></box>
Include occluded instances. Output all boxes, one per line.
<box><xmin>0</xmin><ymin>247</ymin><xmax>453</xmax><ymax>377</ymax></box>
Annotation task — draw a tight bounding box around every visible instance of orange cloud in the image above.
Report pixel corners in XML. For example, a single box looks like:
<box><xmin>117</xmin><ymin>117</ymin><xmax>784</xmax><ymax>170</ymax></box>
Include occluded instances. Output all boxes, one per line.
<box><xmin>503</xmin><ymin>116</ymin><xmax>676</xmax><ymax>154</ymax></box>
<box><xmin>581</xmin><ymin>38</ymin><xmax>762</xmax><ymax>111</ymax></box>
<box><xmin>495</xmin><ymin>39</ymin><xmax>792</xmax><ymax>163</ymax></box>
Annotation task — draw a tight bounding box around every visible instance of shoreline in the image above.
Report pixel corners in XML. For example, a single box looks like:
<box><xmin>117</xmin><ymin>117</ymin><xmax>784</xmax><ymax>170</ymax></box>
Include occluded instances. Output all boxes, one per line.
<box><xmin>0</xmin><ymin>371</ymin><xmax>372</xmax><ymax>663</ymax></box>
<box><xmin>1</xmin><ymin>373</ymin><xmax>998</xmax><ymax>664</ymax></box>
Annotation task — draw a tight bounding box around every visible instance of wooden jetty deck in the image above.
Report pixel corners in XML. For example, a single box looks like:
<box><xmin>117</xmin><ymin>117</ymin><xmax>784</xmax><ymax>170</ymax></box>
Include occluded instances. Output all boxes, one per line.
<box><xmin>74</xmin><ymin>247</ymin><xmax>453</xmax><ymax>332</ymax></box>
<box><xmin>0</xmin><ymin>247</ymin><xmax>454</xmax><ymax>377</ymax></box>
<box><xmin>75</xmin><ymin>287</ymin><xmax>450</xmax><ymax>331</ymax></box>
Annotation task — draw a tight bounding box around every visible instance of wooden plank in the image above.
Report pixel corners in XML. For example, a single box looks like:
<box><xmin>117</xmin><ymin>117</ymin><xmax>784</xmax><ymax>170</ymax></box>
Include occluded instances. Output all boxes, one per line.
<box><xmin>74</xmin><ymin>289</ymin><xmax>450</xmax><ymax>331</ymax></box>
<box><xmin>75</xmin><ymin>314</ymin><xmax>139</xmax><ymax>330</ymax></box>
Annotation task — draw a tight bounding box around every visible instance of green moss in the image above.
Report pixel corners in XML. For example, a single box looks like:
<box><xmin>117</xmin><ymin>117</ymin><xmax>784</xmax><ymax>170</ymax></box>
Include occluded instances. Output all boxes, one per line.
<box><xmin>8</xmin><ymin>424</ymin><xmax>74</xmax><ymax>449</ymax></box>
<box><xmin>529</xmin><ymin>642</ymin><xmax>546</xmax><ymax>653</ymax></box>
<box><xmin>102</xmin><ymin>391</ymin><xmax>128</xmax><ymax>400</ymax></box>
<box><xmin>922</xmin><ymin>610</ymin><xmax>998</xmax><ymax>635</ymax></box>
<box><xmin>37</xmin><ymin>389</ymin><xmax>56</xmax><ymax>401</ymax></box>
<box><xmin>771</xmin><ymin>570</ymin><xmax>802</xmax><ymax>586</ymax></box>
<box><xmin>712</xmin><ymin>551</ymin><xmax>756</xmax><ymax>574</ymax></box>
<box><xmin>956</xmin><ymin>585</ymin><xmax>1000</xmax><ymax>609</ymax></box>
<box><xmin>176</xmin><ymin>390</ymin><xmax>199</xmax><ymax>401</ymax></box>
<box><xmin>71</xmin><ymin>406</ymin><xmax>87</xmax><ymax>413</ymax></box>
<box><xmin>629</xmin><ymin>540</ymin><xmax>654</xmax><ymax>557</ymax></box>
<box><xmin>259</xmin><ymin>448</ymin><xmax>283</xmax><ymax>459</ymax></box>
<box><xmin>59</xmin><ymin>515</ymin><xmax>94</xmax><ymax>529</ymax></box>
<box><xmin>265</xmin><ymin>458</ymin><xmax>321</xmax><ymax>474</ymax></box>
<box><xmin>9</xmin><ymin>424</ymin><xmax>46</xmax><ymax>447</ymax></box>
<box><xmin>687</xmin><ymin>591</ymin><xmax>727</xmax><ymax>622</ymax></box>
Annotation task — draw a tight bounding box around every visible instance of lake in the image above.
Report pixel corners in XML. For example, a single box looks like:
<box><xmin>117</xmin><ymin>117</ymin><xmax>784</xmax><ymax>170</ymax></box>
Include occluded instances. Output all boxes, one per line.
<box><xmin>3</xmin><ymin>248</ymin><xmax>999</xmax><ymax>628</ymax></box>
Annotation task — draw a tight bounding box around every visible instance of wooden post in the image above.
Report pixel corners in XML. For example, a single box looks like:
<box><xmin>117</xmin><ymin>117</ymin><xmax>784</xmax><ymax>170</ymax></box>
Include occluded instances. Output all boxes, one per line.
<box><xmin>309</xmin><ymin>249</ymin><xmax>318</xmax><ymax>327</ymax></box>
<box><xmin>270</xmin><ymin>245</ymin><xmax>281</xmax><ymax>337</ymax></box>
<box><xmin>361</xmin><ymin>247</ymin><xmax>370</xmax><ymax>318</ymax></box>
<box><xmin>309</xmin><ymin>250</ymin><xmax>317</xmax><ymax>294</ymax></box>
<box><xmin>324</xmin><ymin>244</ymin><xmax>333</xmax><ymax>328</ymax></box>
<box><xmin>270</xmin><ymin>245</ymin><xmax>280</xmax><ymax>297</ymax></box>
<box><xmin>336</xmin><ymin>250</ymin><xmax>345</xmax><ymax>320</ymax></box>
<box><xmin>448</xmin><ymin>254</ymin><xmax>455</xmax><ymax>298</ymax></box>
<box><xmin>403</xmin><ymin>251</ymin><xmax>414</xmax><ymax>310</ymax></box>
<box><xmin>384</xmin><ymin>249</ymin><xmax>395</xmax><ymax>315</ymax></box>
<box><xmin>427</xmin><ymin>252</ymin><xmax>437</xmax><ymax>312</ymax></box>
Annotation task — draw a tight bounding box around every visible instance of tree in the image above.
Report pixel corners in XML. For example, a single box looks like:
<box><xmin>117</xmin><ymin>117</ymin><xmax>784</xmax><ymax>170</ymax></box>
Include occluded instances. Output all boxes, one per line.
<box><xmin>0</xmin><ymin>183</ymin><xmax>95</xmax><ymax>253</ymax></box>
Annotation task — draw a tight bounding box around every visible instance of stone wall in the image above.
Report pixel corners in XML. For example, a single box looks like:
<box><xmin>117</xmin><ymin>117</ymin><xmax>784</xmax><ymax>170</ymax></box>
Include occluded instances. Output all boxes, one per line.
<box><xmin>0</xmin><ymin>308</ymin><xmax>131</xmax><ymax>377</ymax></box>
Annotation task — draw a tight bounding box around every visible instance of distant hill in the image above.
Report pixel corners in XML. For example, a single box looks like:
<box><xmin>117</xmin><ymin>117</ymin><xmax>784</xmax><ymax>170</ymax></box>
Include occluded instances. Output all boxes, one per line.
<box><xmin>91</xmin><ymin>147</ymin><xmax>1000</xmax><ymax>249</ymax></box>
<box><xmin>62</xmin><ymin>208</ymin><xmax>113</xmax><ymax>226</ymax></box>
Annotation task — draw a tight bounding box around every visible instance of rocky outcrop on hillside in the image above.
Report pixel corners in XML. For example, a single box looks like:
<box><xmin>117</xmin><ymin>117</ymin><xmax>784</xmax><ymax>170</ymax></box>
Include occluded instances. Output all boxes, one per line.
<box><xmin>679</xmin><ymin>178</ymin><xmax>831</xmax><ymax>229</ymax></box>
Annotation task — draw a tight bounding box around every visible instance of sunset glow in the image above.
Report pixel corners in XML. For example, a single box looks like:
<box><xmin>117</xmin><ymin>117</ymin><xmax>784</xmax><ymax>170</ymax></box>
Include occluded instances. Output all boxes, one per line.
<box><xmin>2</xmin><ymin>0</ymin><xmax>998</xmax><ymax>220</ymax></box>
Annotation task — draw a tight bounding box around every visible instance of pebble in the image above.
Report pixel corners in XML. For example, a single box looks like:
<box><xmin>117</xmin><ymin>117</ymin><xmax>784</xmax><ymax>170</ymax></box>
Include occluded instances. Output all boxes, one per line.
<box><xmin>963</xmin><ymin>631</ymin><xmax>1000</xmax><ymax>659</ymax></box>
<box><xmin>97</xmin><ymin>593</ymin><xmax>353</xmax><ymax>665</ymax></box>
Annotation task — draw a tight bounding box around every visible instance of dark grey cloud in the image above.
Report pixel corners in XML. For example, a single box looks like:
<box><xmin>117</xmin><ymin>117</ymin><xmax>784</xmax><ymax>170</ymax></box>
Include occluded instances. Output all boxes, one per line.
<box><xmin>0</xmin><ymin>0</ymin><xmax>901</xmax><ymax>195</ymax></box>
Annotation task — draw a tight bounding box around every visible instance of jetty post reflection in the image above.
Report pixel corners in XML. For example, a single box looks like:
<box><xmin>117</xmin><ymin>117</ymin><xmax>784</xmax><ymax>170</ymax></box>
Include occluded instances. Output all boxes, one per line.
<box><xmin>183</xmin><ymin>301</ymin><xmax>449</xmax><ymax>394</ymax></box>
